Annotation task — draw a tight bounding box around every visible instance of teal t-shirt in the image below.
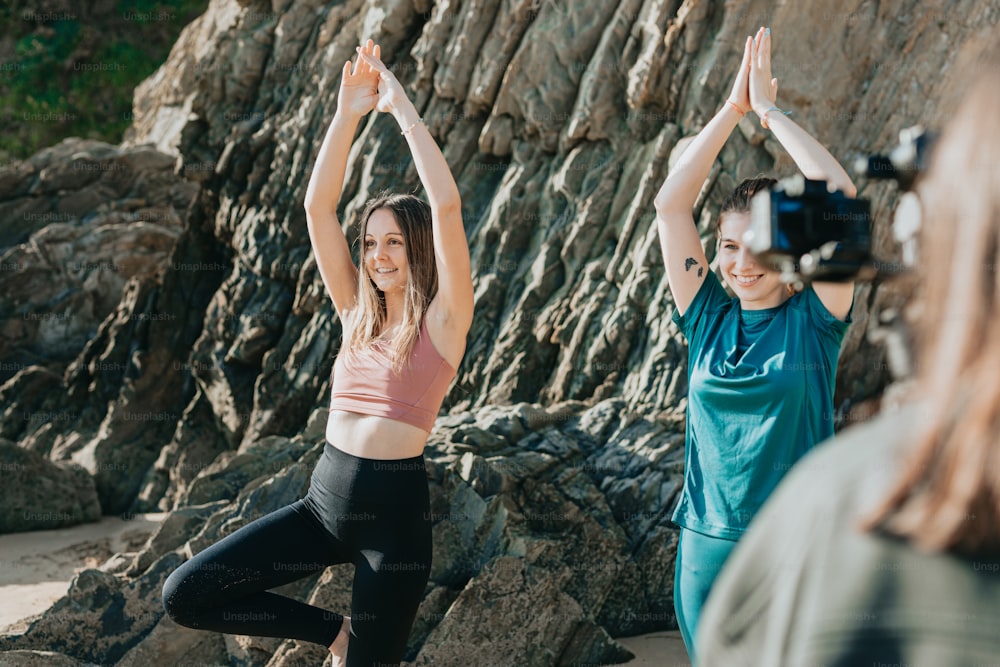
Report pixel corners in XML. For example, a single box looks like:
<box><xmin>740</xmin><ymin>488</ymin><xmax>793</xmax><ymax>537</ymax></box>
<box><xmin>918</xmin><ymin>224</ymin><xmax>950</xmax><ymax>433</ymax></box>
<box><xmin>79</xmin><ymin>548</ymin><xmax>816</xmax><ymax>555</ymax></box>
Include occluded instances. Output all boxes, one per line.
<box><xmin>670</xmin><ymin>277</ymin><xmax>850</xmax><ymax>539</ymax></box>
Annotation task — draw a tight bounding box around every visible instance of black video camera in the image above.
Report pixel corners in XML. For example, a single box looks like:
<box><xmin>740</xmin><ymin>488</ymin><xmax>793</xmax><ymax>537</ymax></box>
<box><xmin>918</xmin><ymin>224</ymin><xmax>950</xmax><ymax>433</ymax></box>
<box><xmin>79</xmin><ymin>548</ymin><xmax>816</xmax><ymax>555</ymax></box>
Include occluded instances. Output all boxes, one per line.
<box><xmin>855</xmin><ymin>125</ymin><xmax>937</xmax><ymax>192</ymax></box>
<box><xmin>856</xmin><ymin>125</ymin><xmax>938</xmax><ymax>271</ymax></box>
<box><xmin>745</xmin><ymin>176</ymin><xmax>874</xmax><ymax>283</ymax></box>
<box><xmin>743</xmin><ymin>126</ymin><xmax>937</xmax><ymax>285</ymax></box>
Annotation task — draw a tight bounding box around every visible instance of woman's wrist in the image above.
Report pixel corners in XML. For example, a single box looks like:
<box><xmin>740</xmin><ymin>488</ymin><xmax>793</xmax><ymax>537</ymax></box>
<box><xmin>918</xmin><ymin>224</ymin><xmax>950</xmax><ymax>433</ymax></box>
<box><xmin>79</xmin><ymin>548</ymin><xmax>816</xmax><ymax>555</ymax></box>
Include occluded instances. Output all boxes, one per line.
<box><xmin>754</xmin><ymin>104</ymin><xmax>789</xmax><ymax>130</ymax></box>
<box><xmin>725</xmin><ymin>99</ymin><xmax>748</xmax><ymax>117</ymax></box>
<box><xmin>391</xmin><ymin>100</ymin><xmax>420</xmax><ymax>129</ymax></box>
<box><xmin>333</xmin><ymin>107</ymin><xmax>364</xmax><ymax>125</ymax></box>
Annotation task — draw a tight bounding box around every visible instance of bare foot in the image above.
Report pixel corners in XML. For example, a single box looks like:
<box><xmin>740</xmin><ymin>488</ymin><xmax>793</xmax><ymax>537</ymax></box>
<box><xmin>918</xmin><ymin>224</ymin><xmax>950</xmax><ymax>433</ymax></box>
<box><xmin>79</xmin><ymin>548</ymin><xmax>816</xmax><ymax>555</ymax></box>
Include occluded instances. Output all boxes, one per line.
<box><xmin>329</xmin><ymin>615</ymin><xmax>350</xmax><ymax>666</ymax></box>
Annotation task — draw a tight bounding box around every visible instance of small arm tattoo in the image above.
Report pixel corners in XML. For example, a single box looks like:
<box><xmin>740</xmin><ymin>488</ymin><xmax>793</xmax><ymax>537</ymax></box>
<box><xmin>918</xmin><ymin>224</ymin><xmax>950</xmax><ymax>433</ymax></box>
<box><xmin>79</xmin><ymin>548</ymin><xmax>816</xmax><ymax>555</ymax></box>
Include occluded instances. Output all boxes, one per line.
<box><xmin>684</xmin><ymin>257</ymin><xmax>703</xmax><ymax>277</ymax></box>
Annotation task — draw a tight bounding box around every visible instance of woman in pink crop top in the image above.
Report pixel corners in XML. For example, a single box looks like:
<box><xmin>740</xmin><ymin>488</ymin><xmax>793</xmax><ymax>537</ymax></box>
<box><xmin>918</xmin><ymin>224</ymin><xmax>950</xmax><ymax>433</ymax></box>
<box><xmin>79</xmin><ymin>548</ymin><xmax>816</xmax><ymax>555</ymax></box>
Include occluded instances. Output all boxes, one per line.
<box><xmin>161</xmin><ymin>40</ymin><xmax>473</xmax><ymax>667</ymax></box>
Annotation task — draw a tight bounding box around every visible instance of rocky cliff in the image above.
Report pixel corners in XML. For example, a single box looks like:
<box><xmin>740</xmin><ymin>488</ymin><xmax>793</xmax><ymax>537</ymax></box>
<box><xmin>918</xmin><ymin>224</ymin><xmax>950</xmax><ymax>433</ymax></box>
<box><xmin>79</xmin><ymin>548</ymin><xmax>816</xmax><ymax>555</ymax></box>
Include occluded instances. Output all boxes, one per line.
<box><xmin>1</xmin><ymin>0</ymin><xmax>997</xmax><ymax>664</ymax></box>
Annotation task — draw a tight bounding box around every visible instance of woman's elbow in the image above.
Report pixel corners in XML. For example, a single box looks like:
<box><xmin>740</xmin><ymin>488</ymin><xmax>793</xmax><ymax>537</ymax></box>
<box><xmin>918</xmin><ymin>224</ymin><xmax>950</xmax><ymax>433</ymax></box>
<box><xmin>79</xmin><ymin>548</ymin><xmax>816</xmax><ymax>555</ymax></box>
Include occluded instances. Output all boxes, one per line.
<box><xmin>654</xmin><ymin>195</ymin><xmax>681</xmax><ymax>217</ymax></box>
<box><xmin>303</xmin><ymin>194</ymin><xmax>331</xmax><ymax>221</ymax></box>
<box><xmin>304</xmin><ymin>204</ymin><xmax>319</xmax><ymax>226</ymax></box>
<box><xmin>303</xmin><ymin>194</ymin><xmax>318</xmax><ymax>216</ymax></box>
<box><xmin>433</xmin><ymin>196</ymin><xmax>462</xmax><ymax>218</ymax></box>
<box><xmin>303</xmin><ymin>183</ymin><xmax>332</xmax><ymax>215</ymax></box>
<box><xmin>654</xmin><ymin>186</ymin><xmax>681</xmax><ymax>214</ymax></box>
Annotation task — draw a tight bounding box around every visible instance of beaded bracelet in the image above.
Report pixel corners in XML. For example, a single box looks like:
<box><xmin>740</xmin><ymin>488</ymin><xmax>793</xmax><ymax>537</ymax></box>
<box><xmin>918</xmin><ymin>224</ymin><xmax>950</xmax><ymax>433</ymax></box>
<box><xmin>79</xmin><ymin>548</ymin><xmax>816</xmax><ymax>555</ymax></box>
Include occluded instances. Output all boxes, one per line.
<box><xmin>401</xmin><ymin>118</ymin><xmax>424</xmax><ymax>135</ymax></box>
<box><xmin>759</xmin><ymin>106</ymin><xmax>791</xmax><ymax>130</ymax></box>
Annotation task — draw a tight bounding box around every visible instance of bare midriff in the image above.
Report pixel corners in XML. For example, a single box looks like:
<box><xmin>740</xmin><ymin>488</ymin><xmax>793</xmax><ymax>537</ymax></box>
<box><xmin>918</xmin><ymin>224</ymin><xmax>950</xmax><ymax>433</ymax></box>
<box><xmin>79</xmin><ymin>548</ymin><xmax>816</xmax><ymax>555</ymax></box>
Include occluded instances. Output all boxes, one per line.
<box><xmin>325</xmin><ymin>409</ymin><xmax>429</xmax><ymax>460</ymax></box>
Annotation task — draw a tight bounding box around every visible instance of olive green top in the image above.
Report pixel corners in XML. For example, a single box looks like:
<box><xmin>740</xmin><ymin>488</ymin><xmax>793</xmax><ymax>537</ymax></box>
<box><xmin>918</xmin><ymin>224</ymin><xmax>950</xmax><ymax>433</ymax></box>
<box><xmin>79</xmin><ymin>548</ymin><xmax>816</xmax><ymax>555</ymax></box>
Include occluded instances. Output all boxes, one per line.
<box><xmin>697</xmin><ymin>403</ymin><xmax>1000</xmax><ymax>666</ymax></box>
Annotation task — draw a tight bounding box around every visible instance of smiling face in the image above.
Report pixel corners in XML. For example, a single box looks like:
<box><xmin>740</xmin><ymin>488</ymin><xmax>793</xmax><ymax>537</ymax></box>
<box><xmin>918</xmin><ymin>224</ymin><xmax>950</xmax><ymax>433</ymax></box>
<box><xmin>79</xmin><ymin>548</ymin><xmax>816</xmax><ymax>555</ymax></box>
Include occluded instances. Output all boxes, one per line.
<box><xmin>717</xmin><ymin>212</ymin><xmax>790</xmax><ymax>310</ymax></box>
<box><xmin>363</xmin><ymin>207</ymin><xmax>409</xmax><ymax>293</ymax></box>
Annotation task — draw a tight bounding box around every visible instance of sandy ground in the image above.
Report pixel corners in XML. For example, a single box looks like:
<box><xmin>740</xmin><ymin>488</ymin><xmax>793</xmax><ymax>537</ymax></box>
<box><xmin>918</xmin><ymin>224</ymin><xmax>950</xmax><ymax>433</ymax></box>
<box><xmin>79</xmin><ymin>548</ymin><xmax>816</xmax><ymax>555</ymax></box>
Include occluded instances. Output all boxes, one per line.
<box><xmin>0</xmin><ymin>515</ymin><xmax>690</xmax><ymax>665</ymax></box>
<box><xmin>0</xmin><ymin>513</ymin><xmax>165</xmax><ymax>630</ymax></box>
<box><xmin>619</xmin><ymin>631</ymin><xmax>691</xmax><ymax>666</ymax></box>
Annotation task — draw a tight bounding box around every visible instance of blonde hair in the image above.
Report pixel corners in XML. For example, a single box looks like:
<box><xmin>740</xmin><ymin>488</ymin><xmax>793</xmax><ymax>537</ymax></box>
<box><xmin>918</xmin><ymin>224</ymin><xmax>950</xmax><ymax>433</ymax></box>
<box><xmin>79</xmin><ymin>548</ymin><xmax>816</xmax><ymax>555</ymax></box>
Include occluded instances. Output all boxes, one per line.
<box><xmin>862</xmin><ymin>50</ymin><xmax>1000</xmax><ymax>554</ymax></box>
<box><xmin>342</xmin><ymin>192</ymin><xmax>437</xmax><ymax>374</ymax></box>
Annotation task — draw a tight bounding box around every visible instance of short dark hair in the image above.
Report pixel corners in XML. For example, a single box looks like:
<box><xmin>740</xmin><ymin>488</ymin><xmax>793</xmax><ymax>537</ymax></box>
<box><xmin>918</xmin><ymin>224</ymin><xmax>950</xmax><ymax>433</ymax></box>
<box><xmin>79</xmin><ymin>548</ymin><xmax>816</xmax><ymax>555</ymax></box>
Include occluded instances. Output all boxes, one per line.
<box><xmin>717</xmin><ymin>175</ymin><xmax>777</xmax><ymax>236</ymax></box>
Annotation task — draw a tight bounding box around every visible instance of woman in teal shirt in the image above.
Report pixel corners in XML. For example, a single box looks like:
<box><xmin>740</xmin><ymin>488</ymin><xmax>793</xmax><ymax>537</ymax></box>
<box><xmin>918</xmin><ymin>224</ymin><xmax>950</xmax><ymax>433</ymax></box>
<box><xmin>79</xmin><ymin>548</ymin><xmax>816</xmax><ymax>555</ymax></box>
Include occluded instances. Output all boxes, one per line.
<box><xmin>652</xmin><ymin>27</ymin><xmax>855</xmax><ymax>661</ymax></box>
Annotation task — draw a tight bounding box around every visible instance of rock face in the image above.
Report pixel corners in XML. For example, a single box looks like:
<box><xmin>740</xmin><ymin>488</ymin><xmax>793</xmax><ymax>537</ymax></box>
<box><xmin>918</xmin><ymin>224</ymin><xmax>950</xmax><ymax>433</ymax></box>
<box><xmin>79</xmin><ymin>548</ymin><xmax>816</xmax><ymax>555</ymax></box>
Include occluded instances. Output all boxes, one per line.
<box><xmin>0</xmin><ymin>135</ymin><xmax>216</xmax><ymax>517</ymax></box>
<box><xmin>0</xmin><ymin>138</ymin><xmax>196</xmax><ymax>381</ymax></box>
<box><xmin>1</xmin><ymin>0</ymin><xmax>997</xmax><ymax>664</ymax></box>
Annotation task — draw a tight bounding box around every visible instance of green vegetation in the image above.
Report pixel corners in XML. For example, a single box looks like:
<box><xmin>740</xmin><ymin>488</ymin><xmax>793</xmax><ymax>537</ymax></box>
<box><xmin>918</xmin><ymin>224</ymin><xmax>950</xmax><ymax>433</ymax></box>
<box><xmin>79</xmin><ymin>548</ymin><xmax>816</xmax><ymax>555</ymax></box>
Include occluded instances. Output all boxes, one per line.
<box><xmin>0</xmin><ymin>0</ymin><xmax>208</xmax><ymax>161</ymax></box>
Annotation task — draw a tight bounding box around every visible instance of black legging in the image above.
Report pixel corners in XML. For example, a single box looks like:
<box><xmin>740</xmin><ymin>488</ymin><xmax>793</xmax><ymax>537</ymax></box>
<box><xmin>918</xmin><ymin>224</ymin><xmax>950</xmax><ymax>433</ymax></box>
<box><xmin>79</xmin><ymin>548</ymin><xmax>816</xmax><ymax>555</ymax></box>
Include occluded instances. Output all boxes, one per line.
<box><xmin>161</xmin><ymin>443</ymin><xmax>432</xmax><ymax>666</ymax></box>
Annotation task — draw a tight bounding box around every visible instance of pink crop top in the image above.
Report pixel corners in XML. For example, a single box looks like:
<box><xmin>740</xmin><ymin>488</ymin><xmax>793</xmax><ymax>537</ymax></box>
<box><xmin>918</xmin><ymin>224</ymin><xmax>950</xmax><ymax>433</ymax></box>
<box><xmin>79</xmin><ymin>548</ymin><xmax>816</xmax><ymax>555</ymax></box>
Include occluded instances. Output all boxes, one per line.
<box><xmin>328</xmin><ymin>318</ymin><xmax>457</xmax><ymax>432</ymax></box>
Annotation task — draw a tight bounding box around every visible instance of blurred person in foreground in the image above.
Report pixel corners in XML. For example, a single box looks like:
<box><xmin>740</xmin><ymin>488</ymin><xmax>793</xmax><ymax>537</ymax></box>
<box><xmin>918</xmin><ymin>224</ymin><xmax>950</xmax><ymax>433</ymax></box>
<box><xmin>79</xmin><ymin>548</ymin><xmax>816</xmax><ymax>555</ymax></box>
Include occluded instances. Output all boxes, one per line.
<box><xmin>696</xmin><ymin>46</ymin><xmax>1000</xmax><ymax>666</ymax></box>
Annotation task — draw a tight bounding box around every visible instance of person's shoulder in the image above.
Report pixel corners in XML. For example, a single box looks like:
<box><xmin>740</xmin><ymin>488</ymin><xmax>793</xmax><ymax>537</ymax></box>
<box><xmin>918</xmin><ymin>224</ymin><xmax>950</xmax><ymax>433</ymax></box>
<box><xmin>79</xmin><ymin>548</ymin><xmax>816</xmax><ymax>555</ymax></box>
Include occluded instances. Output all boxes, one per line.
<box><xmin>784</xmin><ymin>284</ymin><xmax>851</xmax><ymax>335</ymax></box>
<box><xmin>736</xmin><ymin>404</ymin><xmax>919</xmax><ymax>563</ymax></box>
<box><xmin>700</xmin><ymin>277</ymin><xmax>738</xmax><ymax>317</ymax></box>
<box><xmin>673</xmin><ymin>276</ymin><xmax>736</xmax><ymax>326</ymax></box>
<box><xmin>780</xmin><ymin>403</ymin><xmax>921</xmax><ymax>502</ymax></box>
<box><xmin>786</xmin><ymin>285</ymin><xmax>827</xmax><ymax>313</ymax></box>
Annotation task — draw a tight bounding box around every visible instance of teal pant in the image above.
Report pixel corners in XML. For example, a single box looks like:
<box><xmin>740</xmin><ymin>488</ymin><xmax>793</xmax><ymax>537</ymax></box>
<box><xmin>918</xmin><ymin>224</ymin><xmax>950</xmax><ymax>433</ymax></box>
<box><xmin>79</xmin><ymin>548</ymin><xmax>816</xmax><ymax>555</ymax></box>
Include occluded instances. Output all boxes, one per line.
<box><xmin>673</xmin><ymin>527</ymin><xmax>738</xmax><ymax>664</ymax></box>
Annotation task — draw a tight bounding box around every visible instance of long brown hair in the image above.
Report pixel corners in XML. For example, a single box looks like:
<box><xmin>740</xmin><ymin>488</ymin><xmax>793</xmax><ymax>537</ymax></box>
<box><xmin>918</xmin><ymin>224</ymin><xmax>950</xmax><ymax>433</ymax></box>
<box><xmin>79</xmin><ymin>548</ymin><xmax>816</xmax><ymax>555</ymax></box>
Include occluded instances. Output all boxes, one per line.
<box><xmin>861</xmin><ymin>52</ymin><xmax>1000</xmax><ymax>554</ymax></box>
<box><xmin>342</xmin><ymin>192</ymin><xmax>437</xmax><ymax>373</ymax></box>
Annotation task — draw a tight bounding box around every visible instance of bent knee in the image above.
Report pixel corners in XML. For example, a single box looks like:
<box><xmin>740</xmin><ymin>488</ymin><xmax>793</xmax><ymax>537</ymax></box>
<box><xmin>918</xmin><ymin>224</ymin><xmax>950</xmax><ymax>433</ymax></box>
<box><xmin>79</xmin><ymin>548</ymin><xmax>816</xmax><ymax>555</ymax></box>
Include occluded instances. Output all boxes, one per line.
<box><xmin>161</xmin><ymin>566</ymin><xmax>200</xmax><ymax>627</ymax></box>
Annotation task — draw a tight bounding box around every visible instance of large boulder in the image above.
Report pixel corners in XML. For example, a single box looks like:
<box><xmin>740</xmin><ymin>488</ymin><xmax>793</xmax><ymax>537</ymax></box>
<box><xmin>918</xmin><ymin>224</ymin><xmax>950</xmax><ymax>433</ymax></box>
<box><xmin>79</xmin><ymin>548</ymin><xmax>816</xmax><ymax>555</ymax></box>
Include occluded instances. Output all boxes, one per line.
<box><xmin>0</xmin><ymin>138</ymin><xmax>196</xmax><ymax>383</ymax></box>
<box><xmin>0</xmin><ymin>562</ymin><xmax>175</xmax><ymax>664</ymax></box>
<box><xmin>0</xmin><ymin>438</ymin><xmax>101</xmax><ymax>533</ymax></box>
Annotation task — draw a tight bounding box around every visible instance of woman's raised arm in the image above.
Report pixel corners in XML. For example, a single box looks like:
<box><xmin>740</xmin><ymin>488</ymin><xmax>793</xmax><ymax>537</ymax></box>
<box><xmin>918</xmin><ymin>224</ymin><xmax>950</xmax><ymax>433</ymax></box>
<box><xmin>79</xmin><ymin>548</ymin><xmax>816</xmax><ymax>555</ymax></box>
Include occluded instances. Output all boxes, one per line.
<box><xmin>749</xmin><ymin>28</ymin><xmax>856</xmax><ymax>197</ymax></box>
<box><xmin>749</xmin><ymin>27</ymin><xmax>856</xmax><ymax>320</ymax></box>
<box><xmin>359</xmin><ymin>50</ymin><xmax>474</xmax><ymax>337</ymax></box>
<box><xmin>303</xmin><ymin>41</ymin><xmax>382</xmax><ymax>321</ymax></box>
<box><xmin>653</xmin><ymin>35</ymin><xmax>754</xmax><ymax>316</ymax></box>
